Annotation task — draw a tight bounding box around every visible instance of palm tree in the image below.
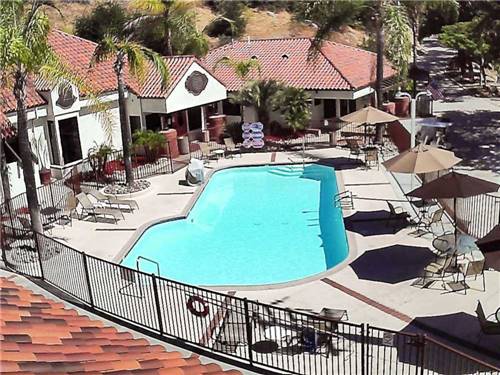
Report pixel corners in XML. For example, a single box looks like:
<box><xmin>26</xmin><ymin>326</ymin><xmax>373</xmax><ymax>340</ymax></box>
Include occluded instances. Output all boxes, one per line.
<box><xmin>92</xmin><ymin>35</ymin><xmax>169</xmax><ymax>186</ymax></box>
<box><xmin>130</xmin><ymin>0</ymin><xmax>208</xmax><ymax>57</ymax></box>
<box><xmin>0</xmin><ymin>0</ymin><xmax>113</xmax><ymax>233</ymax></box>
<box><xmin>229</xmin><ymin>80</ymin><xmax>283</xmax><ymax>132</ymax></box>
<box><xmin>273</xmin><ymin>87</ymin><xmax>312</xmax><ymax>131</ymax></box>
<box><xmin>214</xmin><ymin>57</ymin><xmax>261</xmax><ymax>81</ymax></box>
<box><xmin>0</xmin><ymin>0</ymin><xmax>69</xmax><ymax>233</ymax></box>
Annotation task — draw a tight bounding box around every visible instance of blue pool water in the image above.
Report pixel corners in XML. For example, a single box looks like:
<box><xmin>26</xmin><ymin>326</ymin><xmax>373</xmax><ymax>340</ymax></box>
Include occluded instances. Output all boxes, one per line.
<box><xmin>122</xmin><ymin>164</ymin><xmax>349</xmax><ymax>285</ymax></box>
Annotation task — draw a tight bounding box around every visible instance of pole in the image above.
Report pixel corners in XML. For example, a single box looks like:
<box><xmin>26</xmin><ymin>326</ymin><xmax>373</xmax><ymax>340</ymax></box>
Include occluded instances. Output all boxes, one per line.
<box><xmin>410</xmin><ymin>98</ymin><xmax>416</xmax><ymax>148</ymax></box>
<box><xmin>243</xmin><ymin>298</ymin><xmax>253</xmax><ymax>365</ymax></box>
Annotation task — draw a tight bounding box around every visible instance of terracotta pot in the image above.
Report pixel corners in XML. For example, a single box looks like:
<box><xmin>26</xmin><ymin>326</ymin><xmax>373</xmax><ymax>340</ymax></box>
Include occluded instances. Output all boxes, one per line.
<box><xmin>39</xmin><ymin>168</ymin><xmax>51</xmax><ymax>185</ymax></box>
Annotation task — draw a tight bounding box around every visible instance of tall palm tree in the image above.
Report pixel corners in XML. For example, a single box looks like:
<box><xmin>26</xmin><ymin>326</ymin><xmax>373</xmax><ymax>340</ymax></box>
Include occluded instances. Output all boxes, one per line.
<box><xmin>0</xmin><ymin>0</ymin><xmax>75</xmax><ymax>233</ymax></box>
<box><xmin>130</xmin><ymin>0</ymin><xmax>208</xmax><ymax>57</ymax></box>
<box><xmin>92</xmin><ymin>35</ymin><xmax>169</xmax><ymax>186</ymax></box>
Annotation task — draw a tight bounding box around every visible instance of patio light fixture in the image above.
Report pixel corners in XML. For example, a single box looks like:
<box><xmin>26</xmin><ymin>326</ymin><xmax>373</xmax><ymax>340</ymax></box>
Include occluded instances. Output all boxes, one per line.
<box><xmin>395</xmin><ymin>89</ymin><xmax>432</xmax><ymax>148</ymax></box>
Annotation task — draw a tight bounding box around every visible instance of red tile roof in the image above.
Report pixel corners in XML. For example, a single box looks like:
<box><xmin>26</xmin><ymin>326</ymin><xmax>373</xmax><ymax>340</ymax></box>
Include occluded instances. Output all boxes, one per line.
<box><xmin>0</xmin><ymin>277</ymin><xmax>242</xmax><ymax>375</ymax></box>
<box><xmin>203</xmin><ymin>38</ymin><xmax>396</xmax><ymax>91</ymax></box>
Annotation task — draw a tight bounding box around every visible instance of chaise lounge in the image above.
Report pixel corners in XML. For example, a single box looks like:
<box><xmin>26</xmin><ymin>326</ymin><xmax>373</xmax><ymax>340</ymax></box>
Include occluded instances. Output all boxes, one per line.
<box><xmin>75</xmin><ymin>193</ymin><xmax>124</xmax><ymax>224</ymax></box>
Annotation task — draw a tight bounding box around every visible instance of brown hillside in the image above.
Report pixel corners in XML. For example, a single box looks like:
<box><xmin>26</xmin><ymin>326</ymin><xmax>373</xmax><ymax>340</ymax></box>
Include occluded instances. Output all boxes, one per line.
<box><xmin>48</xmin><ymin>1</ymin><xmax>366</xmax><ymax>48</ymax></box>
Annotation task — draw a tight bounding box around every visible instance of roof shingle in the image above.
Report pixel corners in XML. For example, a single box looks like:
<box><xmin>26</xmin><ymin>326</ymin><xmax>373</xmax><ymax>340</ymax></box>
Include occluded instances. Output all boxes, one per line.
<box><xmin>0</xmin><ymin>277</ymin><xmax>241</xmax><ymax>375</ymax></box>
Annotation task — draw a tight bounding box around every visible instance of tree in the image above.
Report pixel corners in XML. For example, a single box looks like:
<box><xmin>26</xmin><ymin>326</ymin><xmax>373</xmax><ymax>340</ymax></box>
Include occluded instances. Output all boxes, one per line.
<box><xmin>74</xmin><ymin>1</ymin><xmax>129</xmax><ymax>43</ymax></box>
<box><xmin>229</xmin><ymin>80</ymin><xmax>283</xmax><ymax>131</ymax></box>
<box><xmin>273</xmin><ymin>87</ymin><xmax>312</xmax><ymax>131</ymax></box>
<box><xmin>214</xmin><ymin>57</ymin><xmax>261</xmax><ymax>81</ymax></box>
<box><xmin>0</xmin><ymin>0</ymin><xmax>114</xmax><ymax>232</ymax></box>
<box><xmin>383</xmin><ymin>3</ymin><xmax>412</xmax><ymax>82</ymax></box>
<box><xmin>439</xmin><ymin>20</ymin><xmax>492</xmax><ymax>86</ymax></box>
<box><xmin>205</xmin><ymin>0</ymin><xmax>247</xmax><ymax>39</ymax></box>
<box><xmin>92</xmin><ymin>34</ymin><xmax>169</xmax><ymax>186</ymax></box>
<box><xmin>130</xmin><ymin>0</ymin><xmax>208</xmax><ymax>57</ymax></box>
<box><xmin>0</xmin><ymin>0</ymin><xmax>66</xmax><ymax>233</ymax></box>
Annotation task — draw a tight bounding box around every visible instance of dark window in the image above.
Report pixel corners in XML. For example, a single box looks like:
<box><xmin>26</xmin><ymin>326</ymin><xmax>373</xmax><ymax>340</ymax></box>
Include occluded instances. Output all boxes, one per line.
<box><xmin>340</xmin><ymin>100</ymin><xmax>349</xmax><ymax>116</ymax></box>
<box><xmin>58</xmin><ymin>117</ymin><xmax>82</xmax><ymax>164</ymax></box>
<box><xmin>349</xmin><ymin>99</ymin><xmax>357</xmax><ymax>113</ymax></box>
<box><xmin>188</xmin><ymin>107</ymin><xmax>202</xmax><ymax>131</ymax></box>
<box><xmin>323</xmin><ymin>99</ymin><xmax>336</xmax><ymax>118</ymax></box>
<box><xmin>4</xmin><ymin>137</ymin><xmax>20</xmax><ymax>164</ymax></box>
<box><xmin>222</xmin><ymin>99</ymin><xmax>241</xmax><ymax>116</ymax></box>
<box><xmin>145</xmin><ymin>113</ymin><xmax>161</xmax><ymax>132</ymax></box>
<box><xmin>129</xmin><ymin>116</ymin><xmax>141</xmax><ymax>134</ymax></box>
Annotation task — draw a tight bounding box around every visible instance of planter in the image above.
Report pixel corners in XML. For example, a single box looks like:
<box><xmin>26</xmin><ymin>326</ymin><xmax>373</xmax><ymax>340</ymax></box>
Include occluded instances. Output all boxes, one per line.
<box><xmin>39</xmin><ymin>169</ymin><xmax>52</xmax><ymax>185</ymax></box>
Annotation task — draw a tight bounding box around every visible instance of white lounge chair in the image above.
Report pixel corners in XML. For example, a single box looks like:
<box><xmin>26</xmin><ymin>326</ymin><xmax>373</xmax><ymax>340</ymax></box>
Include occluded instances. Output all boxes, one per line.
<box><xmin>88</xmin><ymin>189</ymin><xmax>139</xmax><ymax>212</ymax></box>
<box><xmin>75</xmin><ymin>193</ymin><xmax>124</xmax><ymax>223</ymax></box>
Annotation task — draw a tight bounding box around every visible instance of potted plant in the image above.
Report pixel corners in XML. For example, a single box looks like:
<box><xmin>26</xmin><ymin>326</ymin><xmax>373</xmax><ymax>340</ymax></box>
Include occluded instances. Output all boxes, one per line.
<box><xmin>132</xmin><ymin>130</ymin><xmax>165</xmax><ymax>163</ymax></box>
<box><xmin>88</xmin><ymin>142</ymin><xmax>114</xmax><ymax>182</ymax></box>
<box><xmin>31</xmin><ymin>133</ymin><xmax>51</xmax><ymax>185</ymax></box>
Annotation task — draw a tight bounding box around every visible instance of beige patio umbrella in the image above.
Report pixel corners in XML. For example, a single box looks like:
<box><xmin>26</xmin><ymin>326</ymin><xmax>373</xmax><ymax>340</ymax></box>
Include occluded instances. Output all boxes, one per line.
<box><xmin>340</xmin><ymin>106</ymin><xmax>399</xmax><ymax>125</ymax></box>
<box><xmin>382</xmin><ymin>144</ymin><xmax>462</xmax><ymax>174</ymax></box>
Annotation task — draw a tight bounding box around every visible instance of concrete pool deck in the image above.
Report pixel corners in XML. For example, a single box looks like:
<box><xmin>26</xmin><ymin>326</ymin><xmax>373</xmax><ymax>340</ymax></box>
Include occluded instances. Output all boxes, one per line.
<box><xmin>47</xmin><ymin>147</ymin><xmax>500</xmax><ymax>365</ymax></box>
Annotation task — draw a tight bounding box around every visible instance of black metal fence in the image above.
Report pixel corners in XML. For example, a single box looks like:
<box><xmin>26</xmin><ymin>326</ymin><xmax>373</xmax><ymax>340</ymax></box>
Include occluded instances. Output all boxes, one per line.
<box><xmin>423</xmin><ymin>170</ymin><xmax>500</xmax><ymax>239</ymax></box>
<box><xmin>2</xmin><ymin>230</ymin><xmax>498</xmax><ymax>375</ymax></box>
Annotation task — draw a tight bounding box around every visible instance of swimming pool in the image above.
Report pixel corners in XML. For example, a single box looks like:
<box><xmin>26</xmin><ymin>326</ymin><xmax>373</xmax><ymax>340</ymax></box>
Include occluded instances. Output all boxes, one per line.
<box><xmin>122</xmin><ymin>164</ymin><xmax>349</xmax><ymax>286</ymax></box>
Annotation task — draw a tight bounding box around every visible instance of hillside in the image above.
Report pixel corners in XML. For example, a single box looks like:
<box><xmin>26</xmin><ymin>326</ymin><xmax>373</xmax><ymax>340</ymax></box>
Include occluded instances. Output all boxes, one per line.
<box><xmin>47</xmin><ymin>1</ymin><xmax>366</xmax><ymax>48</ymax></box>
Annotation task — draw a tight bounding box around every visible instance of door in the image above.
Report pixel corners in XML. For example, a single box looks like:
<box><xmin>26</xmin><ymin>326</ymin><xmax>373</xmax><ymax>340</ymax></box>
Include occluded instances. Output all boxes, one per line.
<box><xmin>323</xmin><ymin>99</ymin><xmax>336</xmax><ymax>119</ymax></box>
<box><xmin>187</xmin><ymin>107</ymin><xmax>202</xmax><ymax>131</ymax></box>
<box><xmin>58</xmin><ymin>117</ymin><xmax>82</xmax><ymax>164</ymax></box>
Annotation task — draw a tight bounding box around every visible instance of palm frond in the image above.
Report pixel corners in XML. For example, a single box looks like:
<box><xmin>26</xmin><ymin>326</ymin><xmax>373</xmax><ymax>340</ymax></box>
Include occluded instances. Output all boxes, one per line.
<box><xmin>91</xmin><ymin>35</ymin><xmax>117</xmax><ymax>65</ymax></box>
<box><xmin>141</xmin><ymin>46</ymin><xmax>170</xmax><ymax>89</ymax></box>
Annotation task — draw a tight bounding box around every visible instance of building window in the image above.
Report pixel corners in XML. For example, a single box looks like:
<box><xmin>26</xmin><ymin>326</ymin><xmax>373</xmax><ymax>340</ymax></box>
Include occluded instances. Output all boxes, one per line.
<box><xmin>4</xmin><ymin>137</ymin><xmax>20</xmax><ymax>164</ymax></box>
<box><xmin>323</xmin><ymin>99</ymin><xmax>336</xmax><ymax>118</ymax></box>
<box><xmin>58</xmin><ymin>117</ymin><xmax>82</xmax><ymax>164</ymax></box>
<box><xmin>222</xmin><ymin>99</ymin><xmax>241</xmax><ymax>116</ymax></box>
<box><xmin>129</xmin><ymin>116</ymin><xmax>141</xmax><ymax>134</ymax></box>
<box><xmin>187</xmin><ymin>107</ymin><xmax>202</xmax><ymax>131</ymax></box>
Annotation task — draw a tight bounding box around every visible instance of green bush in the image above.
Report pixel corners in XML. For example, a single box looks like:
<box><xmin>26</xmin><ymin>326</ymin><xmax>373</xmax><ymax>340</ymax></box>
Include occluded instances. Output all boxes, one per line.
<box><xmin>224</xmin><ymin>121</ymin><xmax>244</xmax><ymax>144</ymax></box>
<box><xmin>74</xmin><ymin>1</ymin><xmax>129</xmax><ymax>42</ymax></box>
<box><xmin>132</xmin><ymin>130</ymin><xmax>165</xmax><ymax>163</ymax></box>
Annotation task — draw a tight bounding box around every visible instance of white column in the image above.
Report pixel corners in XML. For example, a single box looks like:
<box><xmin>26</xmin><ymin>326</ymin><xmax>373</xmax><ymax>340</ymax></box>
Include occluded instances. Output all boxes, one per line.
<box><xmin>200</xmin><ymin>106</ymin><xmax>206</xmax><ymax>131</ymax></box>
<box><xmin>335</xmin><ymin>99</ymin><xmax>341</xmax><ymax>118</ymax></box>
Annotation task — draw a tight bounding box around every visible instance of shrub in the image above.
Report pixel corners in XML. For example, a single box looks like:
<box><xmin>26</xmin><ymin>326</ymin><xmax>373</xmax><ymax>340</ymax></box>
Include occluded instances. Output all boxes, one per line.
<box><xmin>224</xmin><ymin>122</ymin><xmax>244</xmax><ymax>144</ymax></box>
<box><xmin>74</xmin><ymin>1</ymin><xmax>128</xmax><ymax>42</ymax></box>
<box><xmin>132</xmin><ymin>130</ymin><xmax>165</xmax><ymax>163</ymax></box>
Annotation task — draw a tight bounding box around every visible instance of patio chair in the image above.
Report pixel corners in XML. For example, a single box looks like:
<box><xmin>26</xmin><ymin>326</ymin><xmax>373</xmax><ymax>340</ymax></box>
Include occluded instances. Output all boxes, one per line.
<box><xmin>88</xmin><ymin>189</ymin><xmax>139</xmax><ymax>212</ymax></box>
<box><xmin>421</xmin><ymin>254</ymin><xmax>456</xmax><ymax>288</ymax></box>
<box><xmin>364</xmin><ymin>149</ymin><xmax>379</xmax><ymax>170</ymax></box>
<box><xmin>386</xmin><ymin>201</ymin><xmax>410</xmax><ymax>225</ymax></box>
<box><xmin>223</xmin><ymin>137</ymin><xmax>241</xmax><ymax>158</ymax></box>
<box><xmin>475</xmin><ymin>301</ymin><xmax>500</xmax><ymax>335</ymax></box>
<box><xmin>59</xmin><ymin>193</ymin><xmax>78</xmax><ymax>227</ymax></box>
<box><xmin>458</xmin><ymin>259</ymin><xmax>486</xmax><ymax>294</ymax></box>
<box><xmin>417</xmin><ymin>208</ymin><xmax>445</xmax><ymax>235</ymax></box>
<box><xmin>432</xmin><ymin>234</ymin><xmax>453</xmax><ymax>258</ymax></box>
<box><xmin>75</xmin><ymin>193</ymin><xmax>124</xmax><ymax>224</ymax></box>
<box><xmin>346</xmin><ymin>138</ymin><xmax>362</xmax><ymax>159</ymax></box>
<box><xmin>198</xmin><ymin>142</ymin><xmax>215</xmax><ymax>162</ymax></box>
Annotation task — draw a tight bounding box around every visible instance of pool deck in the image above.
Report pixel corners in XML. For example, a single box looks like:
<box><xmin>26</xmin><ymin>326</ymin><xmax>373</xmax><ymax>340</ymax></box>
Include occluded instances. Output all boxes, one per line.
<box><xmin>48</xmin><ymin>147</ymin><xmax>500</xmax><ymax>365</ymax></box>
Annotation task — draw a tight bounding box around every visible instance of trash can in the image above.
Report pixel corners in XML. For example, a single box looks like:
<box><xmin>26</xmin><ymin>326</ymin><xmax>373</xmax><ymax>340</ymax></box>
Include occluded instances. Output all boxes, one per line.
<box><xmin>329</xmin><ymin>131</ymin><xmax>337</xmax><ymax>147</ymax></box>
<box><xmin>178</xmin><ymin>136</ymin><xmax>189</xmax><ymax>155</ymax></box>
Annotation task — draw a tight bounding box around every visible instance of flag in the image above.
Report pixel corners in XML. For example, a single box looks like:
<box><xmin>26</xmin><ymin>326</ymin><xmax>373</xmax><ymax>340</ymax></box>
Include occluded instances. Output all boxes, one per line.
<box><xmin>427</xmin><ymin>80</ymin><xmax>445</xmax><ymax>100</ymax></box>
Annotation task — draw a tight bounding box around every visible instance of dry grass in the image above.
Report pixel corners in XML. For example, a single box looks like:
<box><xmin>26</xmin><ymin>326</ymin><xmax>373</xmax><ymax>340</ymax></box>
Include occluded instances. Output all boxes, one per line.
<box><xmin>48</xmin><ymin>2</ymin><xmax>366</xmax><ymax>47</ymax></box>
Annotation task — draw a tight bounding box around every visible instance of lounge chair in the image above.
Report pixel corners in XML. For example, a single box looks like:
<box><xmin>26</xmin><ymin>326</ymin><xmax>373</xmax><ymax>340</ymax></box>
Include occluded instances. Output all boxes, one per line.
<box><xmin>223</xmin><ymin>137</ymin><xmax>241</xmax><ymax>158</ymax></box>
<box><xmin>88</xmin><ymin>189</ymin><xmax>139</xmax><ymax>212</ymax></box>
<box><xmin>475</xmin><ymin>301</ymin><xmax>500</xmax><ymax>335</ymax></box>
<box><xmin>417</xmin><ymin>208</ymin><xmax>445</xmax><ymax>235</ymax></box>
<box><xmin>75</xmin><ymin>193</ymin><xmax>124</xmax><ymax>223</ymax></box>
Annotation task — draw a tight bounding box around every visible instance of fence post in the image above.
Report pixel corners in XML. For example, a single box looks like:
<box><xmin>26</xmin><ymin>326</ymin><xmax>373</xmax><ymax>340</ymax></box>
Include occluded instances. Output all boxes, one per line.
<box><xmin>419</xmin><ymin>334</ymin><xmax>426</xmax><ymax>375</ymax></box>
<box><xmin>33</xmin><ymin>232</ymin><xmax>45</xmax><ymax>280</ymax></box>
<box><xmin>151</xmin><ymin>273</ymin><xmax>164</xmax><ymax>335</ymax></box>
<box><xmin>243</xmin><ymin>298</ymin><xmax>253</xmax><ymax>365</ymax></box>
<box><xmin>81</xmin><ymin>252</ymin><xmax>94</xmax><ymax>308</ymax></box>
<box><xmin>166</xmin><ymin>139</ymin><xmax>174</xmax><ymax>174</ymax></box>
<box><xmin>361</xmin><ymin>323</ymin><xmax>366</xmax><ymax>375</ymax></box>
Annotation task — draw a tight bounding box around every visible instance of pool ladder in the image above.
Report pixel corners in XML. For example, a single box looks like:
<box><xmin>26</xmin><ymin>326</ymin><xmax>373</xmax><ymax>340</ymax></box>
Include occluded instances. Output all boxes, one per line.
<box><xmin>334</xmin><ymin>191</ymin><xmax>354</xmax><ymax>209</ymax></box>
<box><xmin>136</xmin><ymin>256</ymin><xmax>161</xmax><ymax>275</ymax></box>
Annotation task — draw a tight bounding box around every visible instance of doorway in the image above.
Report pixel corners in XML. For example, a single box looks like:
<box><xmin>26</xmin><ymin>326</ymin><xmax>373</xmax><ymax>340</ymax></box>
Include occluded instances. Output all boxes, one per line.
<box><xmin>187</xmin><ymin>107</ymin><xmax>202</xmax><ymax>131</ymax></box>
<box><xmin>58</xmin><ymin>117</ymin><xmax>82</xmax><ymax>164</ymax></box>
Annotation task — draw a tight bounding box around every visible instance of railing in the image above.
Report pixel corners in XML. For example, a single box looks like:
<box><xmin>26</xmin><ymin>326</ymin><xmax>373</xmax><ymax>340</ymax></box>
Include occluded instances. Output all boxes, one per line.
<box><xmin>1</xmin><ymin>229</ymin><xmax>498</xmax><ymax>374</ymax></box>
<box><xmin>423</xmin><ymin>170</ymin><xmax>500</xmax><ymax>238</ymax></box>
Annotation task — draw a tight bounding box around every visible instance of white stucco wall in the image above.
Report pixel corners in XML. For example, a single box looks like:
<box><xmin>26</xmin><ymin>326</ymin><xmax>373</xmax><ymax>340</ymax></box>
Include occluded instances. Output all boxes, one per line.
<box><xmin>166</xmin><ymin>62</ymin><xmax>227</xmax><ymax>114</ymax></box>
<box><xmin>77</xmin><ymin>106</ymin><xmax>122</xmax><ymax>157</ymax></box>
